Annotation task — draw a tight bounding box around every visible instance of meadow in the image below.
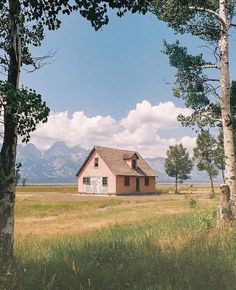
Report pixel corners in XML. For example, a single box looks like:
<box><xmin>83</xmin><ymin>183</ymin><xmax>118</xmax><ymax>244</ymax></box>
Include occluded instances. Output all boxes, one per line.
<box><xmin>1</xmin><ymin>184</ymin><xmax>236</xmax><ymax>289</ymax></box>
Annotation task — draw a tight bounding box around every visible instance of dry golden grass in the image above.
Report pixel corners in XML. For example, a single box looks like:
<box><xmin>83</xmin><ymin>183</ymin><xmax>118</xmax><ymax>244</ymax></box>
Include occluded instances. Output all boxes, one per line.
<box><xmin>15</xmin><ymin>199</ymin><xmax>186</xmax><ymax>239</ymax></box>
<box><xmin>16</xmin><ymin>185</ymin><xmax>78</xmax><ymax>195</ymax></box>
<box><xmin>15</xmin><ymin>184</ymin><xmax>217</xmax><ymax>240</ymax></box>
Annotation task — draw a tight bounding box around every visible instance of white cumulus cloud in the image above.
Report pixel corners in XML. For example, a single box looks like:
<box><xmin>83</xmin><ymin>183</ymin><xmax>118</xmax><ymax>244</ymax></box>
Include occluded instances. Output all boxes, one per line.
<box><xmin>29</xmin><ymin>100</ymin><xmax>196</xmax><ymax>157</ymax></box>
<box><xmin>120</xmin><ymin>100</ymin><xmax>192</xmax><ymax>131</ymax></box>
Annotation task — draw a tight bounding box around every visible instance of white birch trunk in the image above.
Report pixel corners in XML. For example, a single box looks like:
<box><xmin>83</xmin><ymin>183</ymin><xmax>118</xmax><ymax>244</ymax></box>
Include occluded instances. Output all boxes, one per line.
<box><xmin>218</xmin><ymin>0</ymin><xmax>236</xmax><ymax>221</ymax></box>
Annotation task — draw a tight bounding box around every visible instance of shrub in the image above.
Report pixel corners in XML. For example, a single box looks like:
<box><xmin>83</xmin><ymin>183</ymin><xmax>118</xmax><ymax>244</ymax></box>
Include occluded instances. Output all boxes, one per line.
<box><xmin>188</xmin><ymin>197</ymin><xmax>197</xmax><ymax>208</ymax></box>
<box><xmin>209</xmin><ymin>192</ymin><xmax>216</xmax><ymax>199</ymax></box>
<box><xmin>194</xmin><ymin>207</ymin><xmax>217</xmax><ymax>230</ymax></box>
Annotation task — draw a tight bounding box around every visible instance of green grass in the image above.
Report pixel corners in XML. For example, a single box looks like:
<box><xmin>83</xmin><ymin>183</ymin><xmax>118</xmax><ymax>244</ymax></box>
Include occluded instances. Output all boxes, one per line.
<box><xmin>2</xmin><ymin>207</ymin><xmax>236</xmax><ymax>290</ymax></box>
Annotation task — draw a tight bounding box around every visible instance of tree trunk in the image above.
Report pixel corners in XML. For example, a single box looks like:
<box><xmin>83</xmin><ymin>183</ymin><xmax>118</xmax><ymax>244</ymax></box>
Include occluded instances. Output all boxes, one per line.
<box><xmin>175</xmin><ymin>175</ymin><xmax>178</xmax><ymax>193</ymax></box>
<box><xmin>218</xmin><ymin>0</ymin><xmax>236</xmax><ymax>221</ymax></box>
<box><xmin>0</xmin><ymin>0</ymin><xmax>21</xmax><ymax>270</ymax></box>
<box><xmin>208</xmin><ymin>171</ymin><xmax>214</xmax><ymax>194</ymax></box>
<box><xmin>222</xmin><ymin>169</ymin><xmax>225</xmax><ymax>184</ymax></box>
<box><xmin>217</xmin><ymin>184</ymin><xmax>231</xmax><ymax>227</ymax></box>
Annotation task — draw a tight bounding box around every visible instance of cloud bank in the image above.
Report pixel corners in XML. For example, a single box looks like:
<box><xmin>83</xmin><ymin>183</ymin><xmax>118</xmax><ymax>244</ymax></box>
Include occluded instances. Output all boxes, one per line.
<box><xmin>30</xmin><ymin>100</ymin><xmax>196</xmax><ymax>157</ymax></box>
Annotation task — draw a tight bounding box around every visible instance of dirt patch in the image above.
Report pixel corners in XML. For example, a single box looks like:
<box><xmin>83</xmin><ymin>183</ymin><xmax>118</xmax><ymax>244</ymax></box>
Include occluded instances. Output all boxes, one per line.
<box><xmin>19</xmin><ymin>216</ymin><xmax>57</xmax><ymax>222</ymax></box>
<box><xmin>16</xmin><ymin>191</ymin><xmax>187</xmax><ymax>202</ymax></box>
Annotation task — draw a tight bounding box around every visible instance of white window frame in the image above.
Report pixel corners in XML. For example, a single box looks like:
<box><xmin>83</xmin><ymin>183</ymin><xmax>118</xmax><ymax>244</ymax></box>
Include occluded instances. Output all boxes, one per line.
<box><xmin>102</xmin><ymin>177</ymin><xmax>108</xmax><ymax>187</ymax></box>
<box><xmin>83</xmin><ymin>177</ymin><xmax>91</xmax><ymax>185</ymax></box>
<box><xmin>94</xmin><ymin>158</ymin><xmax>99</xmax><ymax>168</ymax></box>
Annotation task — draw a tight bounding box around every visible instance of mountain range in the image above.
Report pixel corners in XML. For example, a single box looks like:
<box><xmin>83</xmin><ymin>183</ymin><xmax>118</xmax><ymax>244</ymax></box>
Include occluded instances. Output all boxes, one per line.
<box><xmin>17</xmin><ymin>142</ymin><xmax>88</xmax><ymax>184</ymax></box>
<box><xmin>16</xmin><ymin>142</ymin><xmax>222</xmax><ymax>184</ymax></box>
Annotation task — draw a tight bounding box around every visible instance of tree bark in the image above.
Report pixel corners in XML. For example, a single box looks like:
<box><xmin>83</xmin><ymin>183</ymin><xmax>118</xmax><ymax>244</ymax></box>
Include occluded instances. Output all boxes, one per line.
<box><xmin>208</xmin><ymin>172</ymin><xmax>214</xmax><ymax>194</ymax></box>
<box><xmin>0</xmin><ymin>0</ymin><xmax>21</xmax><ymax>270</ymax></box>
<box><xmin>175</xmin><ymin>175</ymin><xmax>178</xmax><ymax>193</ymax></box>
<box><xmin>218</xmin><ymin>0</ymin><xmax>236</xmax><ymax>221</ymax></box>
<box><xmin>222</xmin><ymin>169</ymin><xmax>225</xmax><ymax>184</ymax></box>
<box><xmin>217</xmin><ymin>184</ymin><xmax>231</xmax><ymax>227</ymax></box>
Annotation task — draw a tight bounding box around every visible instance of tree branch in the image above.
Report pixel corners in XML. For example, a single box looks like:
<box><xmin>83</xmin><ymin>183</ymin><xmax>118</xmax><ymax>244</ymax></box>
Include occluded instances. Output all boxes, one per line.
<box><xmin>204</xmin><ymin>83</ymin><xmax>221</xmax><ymax>98</ymax></box>
<box><xmin>189</xmin><ymin>6</ymin><xmax>227</xmax><ymax>30</ymax></box>
<box><xmin>200</xmin><ymin>64</ymin><xmax>220</xmax><ymax>69</ymax></box>
<box><xmin>204</xmin><ymin>78</ymin><xmax>220</xmax><ymax>82</ymax></box>
<box><xmin>197</xmin><ymin>45</ymin><xmax>220</xmax><ymax>63</ymax></box>
<box><xmin>22</xmin><ymin>51</ymin><xmax>56</xmax><ymax>73</ymax></box>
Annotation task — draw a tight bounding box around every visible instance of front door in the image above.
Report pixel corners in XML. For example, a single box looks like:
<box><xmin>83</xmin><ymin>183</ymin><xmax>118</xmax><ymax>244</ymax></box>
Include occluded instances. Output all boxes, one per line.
<box><xmin>136</xmin><ymin>177</ymin><xmax>140</xmax><ymax>192</ymax></box>
<box><xmin>90</xmin><ymin>177</ymin><xmax>102</xmax><ymax>194</ymax></box>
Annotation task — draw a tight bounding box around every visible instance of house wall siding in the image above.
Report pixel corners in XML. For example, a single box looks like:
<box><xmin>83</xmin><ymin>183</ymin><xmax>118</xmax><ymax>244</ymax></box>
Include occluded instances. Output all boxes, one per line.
<box><xmin>78</xmin><ymin>151</ymin><xmax>116</xmax><ymax>194</ymax></box>
<box><xmin>116</xmin><ymin>176</ymin><xmax>156</xmax><ymax>194</ymax></box>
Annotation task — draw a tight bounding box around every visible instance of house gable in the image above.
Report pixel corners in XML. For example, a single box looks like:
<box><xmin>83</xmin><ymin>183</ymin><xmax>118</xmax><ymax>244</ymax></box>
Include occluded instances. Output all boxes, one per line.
<box><xmin>77</xmin><ymin>149</ymin><xmax>115</xmax><ymax>178</ymax></box>
<box><xmin>123</xmin><ymin>153</ymin><xmax>139</xmax><ymax>169</ymax></box>
<box><xmin>77</xmin><ymin>148</ymin><xmax>116</xmax><ymax>194</ymax></box>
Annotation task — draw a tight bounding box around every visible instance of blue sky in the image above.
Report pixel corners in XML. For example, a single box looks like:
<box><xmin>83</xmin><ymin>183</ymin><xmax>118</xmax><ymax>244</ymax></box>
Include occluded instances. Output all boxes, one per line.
<box><xmin>21</xmin><ymin>12</ymin><xmax>196</xmax><ymax>117</ymax></box>
<box><xmin>19</xmin><ymin>10</ymin><xmax>236</xmax><ymax>157</ymax></box>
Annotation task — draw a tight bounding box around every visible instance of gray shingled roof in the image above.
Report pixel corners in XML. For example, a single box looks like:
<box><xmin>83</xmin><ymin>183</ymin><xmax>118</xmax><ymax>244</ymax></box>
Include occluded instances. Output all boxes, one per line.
<box><xmin>76</xmin><ymin>146</ymin><xmax>157</xmax><ymax>177</ymax></box>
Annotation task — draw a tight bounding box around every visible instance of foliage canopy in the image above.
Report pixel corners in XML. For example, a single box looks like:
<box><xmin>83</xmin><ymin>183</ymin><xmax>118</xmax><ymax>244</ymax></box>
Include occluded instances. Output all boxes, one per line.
<box><xmin>193</xmin><ymin>130</ymin><xmax>218</xmax><ymax>192</ymax></box>
<box><xmin>165</xmin><ymin>143</ymin><xmax>193</xmax><ymax>192</ymax></box>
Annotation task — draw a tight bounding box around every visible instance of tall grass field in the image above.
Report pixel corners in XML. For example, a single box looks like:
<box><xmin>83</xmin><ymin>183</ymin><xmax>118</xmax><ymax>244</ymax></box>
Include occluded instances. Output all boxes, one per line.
<box><xmin>1</xmin><ymin>185</ymin><xmax>235</xmax><ymax>289</ymax></box>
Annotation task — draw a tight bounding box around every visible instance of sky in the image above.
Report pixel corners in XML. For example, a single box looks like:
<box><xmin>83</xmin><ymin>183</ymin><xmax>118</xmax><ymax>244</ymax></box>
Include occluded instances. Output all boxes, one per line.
<box><xmin>18</xmin><ymin>10</ymin><xmax>236</xmax><ymax>157</ymax></box>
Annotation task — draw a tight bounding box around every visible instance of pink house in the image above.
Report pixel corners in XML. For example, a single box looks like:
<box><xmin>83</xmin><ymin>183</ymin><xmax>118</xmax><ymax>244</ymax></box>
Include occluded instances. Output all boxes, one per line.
<box><xmin>76</xmin><ymin>146</ymin><xmax>157</xmax><ymax>195</ymax></box>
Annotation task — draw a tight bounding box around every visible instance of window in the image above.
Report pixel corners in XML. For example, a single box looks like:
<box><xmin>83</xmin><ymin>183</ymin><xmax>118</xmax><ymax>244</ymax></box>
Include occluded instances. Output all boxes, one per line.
<box><xmin>145</xmin><ymin>176</ymin><xmax>149</xmax><ymax>186</ymax></box>
<box><xmin>94</xmin><ymin>158</ymin><xmax>99</xmax><ymax>168</ymax></box>
<box><xmin>132</xmin><ymin>159</ymin><xmax>137</xmax><ymax>169</ymax></box>
<box><xmin>83</xmin><ymin>177</ymin><xmax>90</xmax><ymax>185</ymax></box>
<box><xmin>124</xmin><ymin>176</ymin><xmax>130</xmax><ymax>186</ymax></box>
<box><xmin>102</xmin><ymin>177</ymin><xmax>108</xmax><ymax>187</ymax></box>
